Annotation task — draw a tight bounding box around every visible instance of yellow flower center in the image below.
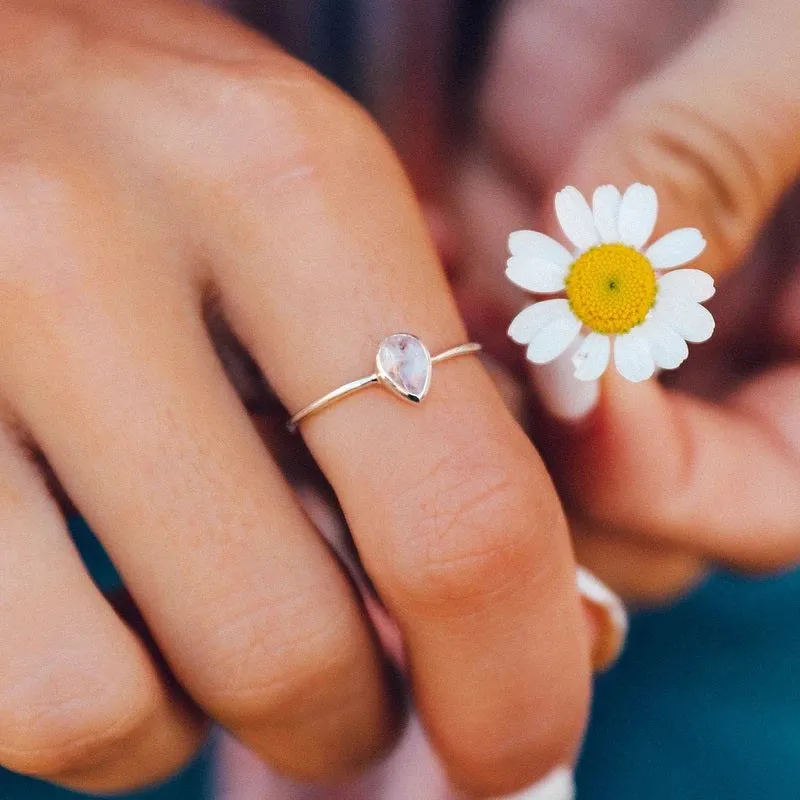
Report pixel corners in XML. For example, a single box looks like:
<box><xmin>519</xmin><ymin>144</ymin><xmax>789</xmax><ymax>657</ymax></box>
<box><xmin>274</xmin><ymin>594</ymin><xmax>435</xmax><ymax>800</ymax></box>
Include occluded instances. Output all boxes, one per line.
<box><xmin>565</xmin><ymin>244</ymin><xmax>657</xmax><ymax>334</ymax></box>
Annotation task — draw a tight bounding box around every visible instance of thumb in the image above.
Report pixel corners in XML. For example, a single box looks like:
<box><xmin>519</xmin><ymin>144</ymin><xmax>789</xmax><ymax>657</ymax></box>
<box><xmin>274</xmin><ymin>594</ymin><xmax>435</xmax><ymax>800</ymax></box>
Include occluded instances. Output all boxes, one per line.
<box><xmin>532</xmin><ymin>0</ymin><xmax>800</xmax><ymax>421</ymax></box>
<box><xmin>565</xmin><ymin>0</ymin><xmax>800</xmax><ymax>275</ymax></box>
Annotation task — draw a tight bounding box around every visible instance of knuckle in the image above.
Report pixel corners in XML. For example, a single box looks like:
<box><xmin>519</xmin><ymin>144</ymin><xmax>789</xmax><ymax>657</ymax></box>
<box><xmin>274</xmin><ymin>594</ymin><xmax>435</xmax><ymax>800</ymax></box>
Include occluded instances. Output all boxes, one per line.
<box><xmin>0</xmin><ymin>5</ymin><xmax>85</xmax><ymax>94</ymax></box>
<box><xmin>191</xmin><ymin>590</ymin><xmax>359</xmax><ymax>724</ymax></box>
<box><xmin>0</xmin><ymin>161</ymin><xmax>58</xmax><ymax>246</ymax></box>
<box><xmin>0</xmin><ymin>655</ymin><xmax>158</xmax><ymax>778</ymax></box>
<box><xmin>0</xmin><ymin>161</ymin><xmax>86</xmax><ymax>300</ymax></box>
<box><xmin>198</xmin><ymin>58</ymin><xmax>396</xmax><ymax>194</ymax></box>
<box><xmin>380</xmin><ymin>442</ymin><xmax>564</xmax><ymax>611</ymax></box>
<box><xmin>606</xmin><ymin>89</ymin><xmax>763</xmax><ymax>261</ymax></box>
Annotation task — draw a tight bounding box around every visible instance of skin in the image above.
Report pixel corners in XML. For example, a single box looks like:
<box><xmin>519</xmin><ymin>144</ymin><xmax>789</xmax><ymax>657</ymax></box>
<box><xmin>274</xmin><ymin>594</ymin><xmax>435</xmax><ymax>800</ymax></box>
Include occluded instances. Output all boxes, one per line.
<box><xmin>444</xmin><ymin>0</ymin><xmax>800</xmax><ymax>604</ymax></box>
<box><xmin>213</xmin><ymin>0</ymin><xmax>800</xmax><ymax>796</ymax></box>
<box><xmin>0</xmin><ymin>0</ymin><xmax>592</xmax><ymax>796</ymax></box>
<box><xmin>0</xmin><ymin>0</ymin><xmax>796</xmax><ymax>797</ymax></box>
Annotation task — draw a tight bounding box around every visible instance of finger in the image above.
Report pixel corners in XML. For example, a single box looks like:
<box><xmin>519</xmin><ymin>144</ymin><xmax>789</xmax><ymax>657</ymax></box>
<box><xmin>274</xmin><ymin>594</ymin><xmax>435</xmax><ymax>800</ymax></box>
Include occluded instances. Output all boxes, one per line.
<box><xmin>302</xmin><ymin>485</ymin><xmax>629</xmax><ymax>678</ymax></box>
<box><xmin>488</xmin><ymin>767</ymin><xmax>576</xmax><ymax>800</ymax></box>
<box><xmin>478</xmin><ymin>0</ymin><xmax>716</xmax><ymax>186</ymax></box>
<box><xmin>529</xmin><ymin>0</ymin><xmax>800</xmax><ymax>554</ymax></box>
<box><xmin>472</xmin><ymin>356</ymin><xmax>629</xmax><ymax>671</ymax></box>
<box><xmin>529</xmin><ymin>0</ymin><xmax>800</xmax><ymax>420</ymax></box>
<box><xmin>200</xmin><ymin>66</ymin><xmax>590</xmax><ymax>795</ymax></box>
<box><xmin>557</xmin><ymin>0</ymin><xmax>800</xmax><ymax>275</ymax></box>
<box><xmin>0</xmin><ymin>421</ymin><xmax>203</xmax><ymax>793</ymax></box>
<box><xmin>44</xmin><ymin>0</ymin><xmax>271</xmax><ymax>60</ymax></box>
<box><xmin>0</xmin><ymin>191</ymin><xmax>397</xmax><ymax>781</ymax></box>
<box><xmin>448</xmin><ymin>144</ymin><xmax>542</xmax><ymax>363</ymax></box>
<box><xmin>775</xmin><ymin>209</ymin><xmax>800</xmax><ymax>352</ymax></box>
<box><xmin>575</xmin><ymin>566</ymin><xmax>628</xmax><ymax>672</ymax></box>
<box><xmin>572</xmin><ymin>520</ymin><xmax>707</xmax><ymax>606</ymax></box>
<box><xmin>548</xmin><ymin>366</ymin><xmax>800</xmax><ymax>573</ymax></box>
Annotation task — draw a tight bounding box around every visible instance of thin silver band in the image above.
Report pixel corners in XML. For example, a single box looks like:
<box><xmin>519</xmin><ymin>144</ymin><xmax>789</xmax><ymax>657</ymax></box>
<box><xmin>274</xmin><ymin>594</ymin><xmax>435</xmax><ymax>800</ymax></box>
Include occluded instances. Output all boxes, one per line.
<box><xmin>288</xmin><ymin>341</ymin><xmax>481</xmax><ymax>431</ymax></box>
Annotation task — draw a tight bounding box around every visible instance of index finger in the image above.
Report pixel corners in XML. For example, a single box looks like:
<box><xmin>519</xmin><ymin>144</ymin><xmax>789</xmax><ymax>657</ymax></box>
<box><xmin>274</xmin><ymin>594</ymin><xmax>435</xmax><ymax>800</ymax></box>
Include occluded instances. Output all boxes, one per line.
<box><xmin>198</xmin><ymin>67</ymin><xmax>590</xmax><ymax>795</ymax></box>
<box><xmin>548</xmin><ymin>368</ymin><xmax>800</xmax><ymax>573</ymax></box>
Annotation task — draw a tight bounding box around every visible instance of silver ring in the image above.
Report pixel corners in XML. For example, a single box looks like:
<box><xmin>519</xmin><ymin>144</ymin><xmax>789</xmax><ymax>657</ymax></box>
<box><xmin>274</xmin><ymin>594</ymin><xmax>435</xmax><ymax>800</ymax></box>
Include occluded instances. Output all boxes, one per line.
<box><xmin>288</xmin><ymin>333</ymin><xmax>481</xmax><ymax>431</ymax></box>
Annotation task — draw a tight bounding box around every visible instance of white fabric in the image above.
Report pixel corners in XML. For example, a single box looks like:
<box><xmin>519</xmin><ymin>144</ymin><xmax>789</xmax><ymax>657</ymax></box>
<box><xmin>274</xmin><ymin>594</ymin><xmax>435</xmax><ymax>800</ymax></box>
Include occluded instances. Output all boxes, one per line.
<box><xmin>495</xmin><ymin>767</ymin><xmax>575</xmax><ymax>800</ymax></box>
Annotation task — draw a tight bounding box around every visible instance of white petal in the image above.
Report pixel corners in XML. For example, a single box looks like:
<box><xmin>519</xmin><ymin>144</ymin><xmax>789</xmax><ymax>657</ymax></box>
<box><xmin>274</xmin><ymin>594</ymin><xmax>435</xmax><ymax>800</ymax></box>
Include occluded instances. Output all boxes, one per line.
<box><xmin>534</xmin><ymin>341</ymin><xmax>600</xmax><ymax>421</ymax></box>
<box><xmin>654</xmin><ymin>296</ymin><xmax>715</xmax><ymax>343</ymax></box>
<box><xmin>592</xmin><ymin>185</ymin><xmax>622</xmax><ymax>243</ymax></box>
<box><xmin>554</xmin><ymin>186</ymin><xmax>600</xmax><ymax>251</ymax></box>
<box><xmin>657</xmin><ymin>268</ymin><xmax>715</xmax><ymax>302</ymax></box>
<box><xmin>526</xmin><ymin>311</ymin><xmax>582</xmax><ymax>364</ymax></box>
<box><xmin>617</xmin><ymin>183</ymin><xmax>658</xmax><ymax>249</ymax></box>
<box><xmin>646</xmin><ymin>228</ymin><xmax>706</xmax><ymax>269</ymax></box>
<box><xmin>613</xmin><ymin>328</ymin><xmax>655</xmax><ymax>382</ymax></box>
<box><xmin>506</xmin><ymin>255</ymin><xmax>568</xmax><ymax>293</ymax></box>
<box><xmin>508</xmin><ymin>299</ymin><xmax>572</xmax><ymax>344</ymax></box>
<box><xmin>508</xmin><ymin>230</ymin><xmax>574</xmax><ymax>268</ymax></box>
<box><xmin>640</xmin><ymin>315</ymin><xmax>689</xmax><ymax>369</ymax></box>
<box><xmin>571</xmin><ymin>332</ymin><xmax>611</xmax><ymax>381</ymax></box>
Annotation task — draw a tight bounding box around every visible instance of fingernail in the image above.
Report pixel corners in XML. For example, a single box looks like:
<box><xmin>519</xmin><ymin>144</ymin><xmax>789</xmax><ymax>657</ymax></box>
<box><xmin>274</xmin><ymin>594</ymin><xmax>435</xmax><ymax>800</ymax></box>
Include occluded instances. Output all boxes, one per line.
<box><xmin>577</xmin><ymin>566</ymin><xmax>629</xmax><ymax>671</ymax></box>
<box><xmin>530</xmin><ymin>342</ymin><xmax>599</xmax><ymax>422</ymax></box>
<box><xmin>493</xmin><ymin>766</ymin><xmax>575</xmax><ymax>800</ymax></box>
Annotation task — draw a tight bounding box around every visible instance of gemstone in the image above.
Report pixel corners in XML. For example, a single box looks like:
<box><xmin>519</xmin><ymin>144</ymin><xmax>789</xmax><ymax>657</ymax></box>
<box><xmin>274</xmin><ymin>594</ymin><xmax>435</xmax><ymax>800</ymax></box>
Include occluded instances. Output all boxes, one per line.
<box><xmin>376</xmin><ymin>333</ymin><xmax>432</xmax><ymax>402</ymax></box>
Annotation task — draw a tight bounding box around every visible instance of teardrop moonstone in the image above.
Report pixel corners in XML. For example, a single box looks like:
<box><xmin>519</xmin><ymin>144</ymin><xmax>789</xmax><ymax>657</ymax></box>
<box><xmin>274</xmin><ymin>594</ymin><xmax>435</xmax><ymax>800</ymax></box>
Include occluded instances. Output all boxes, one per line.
<box><xmin>376</xmin><ymin>333</ymin><xmax>432</xmax><ymax>401</ymax></box>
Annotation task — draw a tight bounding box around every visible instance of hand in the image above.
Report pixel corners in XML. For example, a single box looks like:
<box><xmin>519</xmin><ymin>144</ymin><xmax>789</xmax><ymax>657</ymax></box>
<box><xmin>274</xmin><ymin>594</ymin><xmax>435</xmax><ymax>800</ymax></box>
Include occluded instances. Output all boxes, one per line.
<box><xmin>0</xmin><ymin>0</ymin><xmax>594</xmax><ymax>795</ymax></box>
<box><xmin>444</xmin><ymin>0</ymin><xmax>800</xmax><ymax>602</ymax></box>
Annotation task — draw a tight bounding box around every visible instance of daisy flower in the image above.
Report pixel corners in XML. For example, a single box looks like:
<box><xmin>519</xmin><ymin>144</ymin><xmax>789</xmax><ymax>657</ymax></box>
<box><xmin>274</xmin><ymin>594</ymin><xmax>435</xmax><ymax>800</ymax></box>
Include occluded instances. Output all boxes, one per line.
<box><xmin>506</xmin><ymin>183</ymin><xmax>715</xmax><ymax>383</ymax></box>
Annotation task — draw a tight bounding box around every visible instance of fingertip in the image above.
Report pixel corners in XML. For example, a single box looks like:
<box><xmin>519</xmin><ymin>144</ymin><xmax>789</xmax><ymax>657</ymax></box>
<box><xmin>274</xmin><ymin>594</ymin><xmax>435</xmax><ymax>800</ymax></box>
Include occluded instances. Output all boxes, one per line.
<box><xmin>441</xmin><ymin>692</ymin><xmax>587</xmax><ymax>799</ymax></box>
<box><xmin>577</xmin><ymin>566</ymin><xmax>629</xmax><ymax>672</ymax></box>
<box><xmin>490</xmin><ymin>766</ymin><xmax>575</xmax><ymax>800</ymax></box>
<box><xmin>530</xmin><ymin>346</ymin><xmax>600</xmax><ymax>424</ymax></box>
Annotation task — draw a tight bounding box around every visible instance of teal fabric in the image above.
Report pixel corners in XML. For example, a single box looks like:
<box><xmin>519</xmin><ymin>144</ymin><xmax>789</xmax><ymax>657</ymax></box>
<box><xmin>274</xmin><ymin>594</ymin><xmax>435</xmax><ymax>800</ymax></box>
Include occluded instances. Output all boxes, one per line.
<box><xmin>0</xmin><ymin>752</ymin><xmax>211</xmax><ymax>800</ymax></box>
<box><xmin>0</xmin><ymin>518</ymin><xmax>213</xmax><ymax>799</ymax></box>
<box><xmin>5</xmin><ymin>519</ymin><xmax>799</xmax><ymax>799</ymax></box>
<box><xmin>576</xmin><ymin>569</ymin><xmax>800</xmax><ymax>799</ymax></box>
<box><xmin>67</xmin><ymin>516</ymin><xmax>122</xmax><ymax>594</ymax></box>
<box><xmin>7</xmin><ymin>517</ymin><xmax>800</xmax><ymax>799</ymax></box>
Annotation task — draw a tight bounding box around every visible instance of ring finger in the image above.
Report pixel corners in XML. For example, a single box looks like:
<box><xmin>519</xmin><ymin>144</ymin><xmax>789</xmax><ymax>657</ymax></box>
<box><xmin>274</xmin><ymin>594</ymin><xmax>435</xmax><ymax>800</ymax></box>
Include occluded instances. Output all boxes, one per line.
<box><xmin>201</xmin><ymin>69</ymin><xmax>590</xmax><ymax>796</ymax></box>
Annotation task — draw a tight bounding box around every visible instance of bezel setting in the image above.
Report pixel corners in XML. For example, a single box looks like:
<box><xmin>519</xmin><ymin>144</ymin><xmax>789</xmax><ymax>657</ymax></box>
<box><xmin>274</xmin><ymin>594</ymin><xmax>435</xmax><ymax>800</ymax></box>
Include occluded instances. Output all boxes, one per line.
<box><xmin>375</xmin><ymin>332</ymin><xmax>433</xmax><ymax>404</ymax></box>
